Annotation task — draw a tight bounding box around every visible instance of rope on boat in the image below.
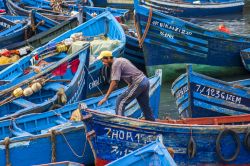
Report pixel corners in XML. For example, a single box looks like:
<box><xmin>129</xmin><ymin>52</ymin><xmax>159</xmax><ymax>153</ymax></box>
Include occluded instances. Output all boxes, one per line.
<box><xmin>187</xmin><ymin>126</ymin><xmax>196</xmax><ymax>159</ymax></box>
<box><xmin>57</xmin><ymin>130</ymin><xmax>88</xmax><ymax>158</ymax></box>
<box><xmin>134</xmin><ymin>7</ymin><xmax>153</xmax><ymax>48</ymax></box>
<box><xmin>50</xmin><ymin>130</ymin><xmax>57</xmax><ymax>163</ymax></box>
<box><xmin>4</xmin><ymin>137</ymin><xmax>11</xmax><ymax>166</ymax></box>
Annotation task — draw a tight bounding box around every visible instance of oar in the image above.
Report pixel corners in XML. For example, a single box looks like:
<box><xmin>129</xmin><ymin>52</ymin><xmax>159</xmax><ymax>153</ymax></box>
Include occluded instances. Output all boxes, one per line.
<box><xmin>0</xmin><ymin>43</ymin><xmax>89</xmax><ymax>96</ymax></box>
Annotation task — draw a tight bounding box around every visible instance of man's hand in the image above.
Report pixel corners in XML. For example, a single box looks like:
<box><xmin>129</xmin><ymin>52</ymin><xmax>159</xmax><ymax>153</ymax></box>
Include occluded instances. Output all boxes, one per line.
<box><xmin>98</xmin><ymin>97</ymin><xmax>107</xmax><ymax>106</ymax></box>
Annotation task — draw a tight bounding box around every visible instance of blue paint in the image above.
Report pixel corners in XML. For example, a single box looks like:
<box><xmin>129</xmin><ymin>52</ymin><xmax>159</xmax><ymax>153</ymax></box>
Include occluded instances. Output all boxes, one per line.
<box><xmin>241</xmin><ymin>48</ymin><xmax>250</xmax><ymax>72</ymax></box>
<box><xmin>0</xmin><ymin>46</ymin><xmax>89</xmax><ymax>121</ymax></box>
<box><xmin>82</xmin><ymin>109</ymin><xmax>250</xmax><ymax>165</ymax></box>
<box><xmin>138</xmin><ymin>0</ymin><xmax>244</xmax><ymax>17</ymax></box>
<box><xmin>92</xmin><ymin>0</ymin><xmax>134</xmax><ymax>10</ymax></box>
<box><xmin>107</xmin><ymin>137</ymin><xmax>176</xmax><ymax>166</ymax></box>
<box><xmin>84</xmin><ymin>6</ymin><xmax>145</xmax><ymax>69</ymax></box>
<box><xmin>0</xmin><ymin>72</ymin><xmax>161</xmax><ymax>166</ymax></box>
<box><xmin>0</xmin><ymin>11</ymin><xmax>57</xmax><ymax>49</ymax></box>
<box><xmin>0</xmin><ymin>11</ymin><xmax>125</xmax><ymax>97</ymax></box>
<box><xmin>171</xmin><ymin>65</ymin><xmax>250</xmax><ymax>118</ymax></box>
<box><xmin>134</xmin><ymin>0</ymin><xmax>250</xmax><ymax>77</ymax></box>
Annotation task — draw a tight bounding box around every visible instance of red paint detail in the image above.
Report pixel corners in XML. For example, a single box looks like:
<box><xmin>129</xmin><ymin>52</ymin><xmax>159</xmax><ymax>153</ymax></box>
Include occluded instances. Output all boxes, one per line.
<box><xmin>0</xmin><ymin>49</ymin><xmax>11</xmax><ymax>57</ymax></box>
<box><xmin>95</xmin><ymin>158</ymin><xmax>110</xmax><ymax>166</ymax></box>
<box><xmin>52</xmin><ymin>62</ymin><xmax>68</xmax><ymax>76</ymax></box>
<box><xmin>217</xmin><ymin>24</ymin><xmax>231</xmax><ymax>34</ymax></box>
<box><xmin>70</xmin><ymin>59</ymin><xmax>80</xmax><ymax>73</ymax></box>
<box><xmin>34</xmin><ymin>54</ymin><xmax>39</xmax><ymax>60</ymax></box>
<box><xmin>0</xmin><ymin>9</ymin><xmax>5</xmax><ymax>13</ymax></box>
<box><xmin>115</xmin><ymin>16</ymin><xmax>121</xmax><ymax>23</ymax></box>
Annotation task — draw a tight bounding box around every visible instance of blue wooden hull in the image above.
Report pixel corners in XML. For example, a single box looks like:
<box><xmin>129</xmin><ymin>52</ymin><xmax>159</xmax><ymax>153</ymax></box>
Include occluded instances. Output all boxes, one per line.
<box><xmin>45</xmin><ymin>11</ymin><xmax>126</xmax><ymax>95</ymax></box>
<box><xmin>21</xmin><ymin>0</ymin><xmax>93</xmax><ymax>11</ymax></box>
<box><xmin>107</xmin><ymin>138</ymin><xmax>176</xmax><ymax>166</ymax></box>
<box><xmin>171</xmin><ymin>65</ymin><xmax>250</xmax><ymax>118</ymax></box>
<box><xmin>0</xmin><ymin>12</ymin><xmax>125</xmax><ymax>96</ymax></box>
<box><xmin>6</xmin><ymin>0</ymin><xmax>71</xmax><ymax>22</ymax></box>
<box><xmin>84</xmin><ymin>6</ymin><xmax>145</xmax><ymax>71</ymax></box>
<box><xmin>83</xmin><ymin>6</ymin><xmax>129</xmax><ymax>21</ymax></box>
<box><xmin>0</xmin><ymin>0</ymin><xmax>5</xmax><ymax>9</ymax></box>
<box><xmin>134</xmin><ymin>0</ymin><xmax>250</xmax><ymax>78</ymax></box>
<box><xmin>124</xmin><ymin>35</ymin><xmax>145</xmax><ymax>71</ymax></box>
<box><xmin>139</xmin><ymin>0</ymin><xmax>244</xmax><ymax>17</ymax></box>
<box><xmin>82</xmin><ymin>110</ymin><xmax>250</xmax><ymax>165</ymax></box>
<box><xmin>0</xmin><ymin>73</ymin><xmax>161</xmax><ymax>166</ymax></box>
<box><xmin>0</xmin><ymin>10</ymin><xmax>58</xmax><ymax>49</ymax></box>
<box><xmin>92</xmin><ymin>0</ymin><xmax>134</xmax><ymax>10</ymax></box>
<box><xmin>0</xmin><ymin>47</ymin><xmax>89</xmax><ymax>121</ymax></box>
<box><xmin>241</xmin><ymin>48</ymin><xmax>250</xmax><ymax>72</ymax></box>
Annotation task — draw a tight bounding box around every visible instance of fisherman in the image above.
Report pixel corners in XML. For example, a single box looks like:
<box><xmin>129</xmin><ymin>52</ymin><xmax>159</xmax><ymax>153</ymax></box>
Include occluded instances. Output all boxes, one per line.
<box><xmin>119</xmin><ymin>16</ymin><xmax>129</xmax><ymax>35</ymax></box>
<box><xmin>97</xmin><ymin>51</ymin><xmax>155</xmax><ymax>121</ymax></box>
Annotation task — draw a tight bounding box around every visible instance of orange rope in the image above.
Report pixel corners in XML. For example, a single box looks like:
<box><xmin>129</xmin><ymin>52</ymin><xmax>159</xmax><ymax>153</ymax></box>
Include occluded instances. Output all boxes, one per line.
<box><xmin>134</xmin><ymin>7</ymin><xmax>153</xmax><ymax>48</ymax></box>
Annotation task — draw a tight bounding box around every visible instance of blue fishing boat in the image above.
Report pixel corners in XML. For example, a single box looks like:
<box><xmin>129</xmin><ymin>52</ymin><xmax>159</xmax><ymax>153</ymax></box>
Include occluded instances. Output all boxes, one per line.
<box><xmin>0</xmin><ymin>71</ymin><xmax>161</xmax><ymax>166</ymax></box>
<box><xmin>0</xmin><ymin>11</ymin><xmax>125</xmax><ymax>118</ymax></box>
<box><xmin>20</xmin><ymin>0</ymin><xmax>94</xmax><ymax>12</ymax></box>
<box><xmin>107</xmin><ymin>137</ymin><xmax>176</xmax><ymax>166</ymax></box>
<box><xmin>82</xmin><ymin>108</ymin><xmax>250</xmax><ymax>165</ymax></box>
<box><xmin>171</xmin><ymin>65</ymin><xmax>250</xmax><ymax>118</ymax></box>
<box><xmin>34</xmin><ymin>161</ymin><xmax>84</xmax><ymax>166</ymax></box>
<box><xmin>138</xmin><ymin>0</ymin><xmax>244</xmax><ymax>17</ymax></box>
<box><xmin>83</xmin><ymin>6</ymin><xmax>129</xmax><ymax>21</ymax></box>
<box><xmin>0</xmin><ymin>10</ymin><xmax>58</xmax><ymax>49</ymax></box>
<box><xmin>0</xmin><ymin>16</ymin><xmax>78</xmax><ymax>70</ymax></box>
<box><xmin>133</xmin><ymin>0</ymin><xmax>250</xmax><ymax>81</ymax></box>
<box><xmin>5</xmin><ymin>16</ymin><xmax>78</xmax><ymax>49</ymax></box>
<box><xmin>92</xmin><ymin>0</ymin><xmax>134</xmax><ymax>10</ymax></box>
<box><xmin>241</xmin><ymin>48</ymin><xmax>250</xmax><ymax>72</ymax></box>
<box><xmin>0</xmin><ymin>43</ymin><xmax>90</xmax><ymax>121</ymax></box>
<box><xmin>84</xmin><ymin>6</ymin><xmax>145</xmax><ymax>71</ymax></box>
<box><xmin>43</xmin><ymin>11</ymin><xmax>125</xmax><ymax>94</ymax></box>
<box><xmin>123</xmin><ymin>34</ymin><xmax>145</xmax><ymax>71</ymax></box>
<box><xmin>6</xmin><ymin>0</ymin><xmax>72</xmax><ymax>22</ymax></box>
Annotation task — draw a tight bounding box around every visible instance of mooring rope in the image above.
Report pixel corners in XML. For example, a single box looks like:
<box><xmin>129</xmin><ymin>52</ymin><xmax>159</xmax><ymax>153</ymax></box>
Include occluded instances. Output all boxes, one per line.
<box><xmin>58</xmin><ymin>130</ymin><xmax>88</xmax><ymax>158</ymax></box>
<box><xmin>50</xmin><ymin>130</ymin><xmax>57</xmax><ymax>162</ymax></box>
<box><xmin>4</xmin><ymin>137</ymin><xmax>11</xmax><ymax>166</ymax></box>
<box><xmin>134</xmin><ymin>7</ymin><xmax>153</xmax><ymax>48</ymax></box>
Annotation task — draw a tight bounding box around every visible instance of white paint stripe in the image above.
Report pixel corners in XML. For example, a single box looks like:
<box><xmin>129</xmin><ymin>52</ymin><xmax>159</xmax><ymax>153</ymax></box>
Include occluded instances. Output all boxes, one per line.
<box><xmin>142</xmin><ymin>0</ymin><xmax>244</xmax><ymax>9</ymax></box>
<box><xmin>118</xmin><ymin>82</ymin><xmax>141</xmax><ymax>115</ymax></box>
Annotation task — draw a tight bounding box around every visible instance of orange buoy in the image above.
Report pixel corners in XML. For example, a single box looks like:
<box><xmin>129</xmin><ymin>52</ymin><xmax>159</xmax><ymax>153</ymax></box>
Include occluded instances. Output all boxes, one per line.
<box><xmin>217</xmin><ymin>24</ymin><xmax>231</xmax><ymax>34</ymax></box>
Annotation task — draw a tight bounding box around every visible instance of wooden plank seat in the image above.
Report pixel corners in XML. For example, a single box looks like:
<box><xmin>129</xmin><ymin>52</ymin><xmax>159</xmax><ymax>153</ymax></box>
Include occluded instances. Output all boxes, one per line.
<box><xmin>43</xmin><ymin>82</ymin><xmax>67</xmax><ymax>91</ymax></box>
<box><xmin>12</xmin><ymin>98</ymin><xmax>36</xmax><ymax>108</ymax></box>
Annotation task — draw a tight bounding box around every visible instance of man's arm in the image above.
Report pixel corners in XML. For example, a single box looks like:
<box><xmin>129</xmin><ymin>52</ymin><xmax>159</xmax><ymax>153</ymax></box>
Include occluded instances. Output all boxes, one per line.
<box><xmin>104</xmin><ymin>80</ymin><xmax>118</xmax><ymax>99</ymax></box>
<box><xmin>98</xmin><ymin>80</ymin><xmax>118</xmax><ymax>105</ymax></box>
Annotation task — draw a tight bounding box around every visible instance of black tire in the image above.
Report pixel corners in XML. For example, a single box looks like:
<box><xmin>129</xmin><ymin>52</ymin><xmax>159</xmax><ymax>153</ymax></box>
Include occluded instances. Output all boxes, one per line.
<box><xmin>244</xmin><ymin>128</ymin><xmax>250</xmax><ymax>151</ymax></box>
<box><xmin>187</xmin><ymin>136</ymin><xmax>196</xmax><ymax>159</ymax></box>
<box><xmin>216</xmin><ymin>129</ymin><xmax>240</xmax><ymax>163</ymax></box>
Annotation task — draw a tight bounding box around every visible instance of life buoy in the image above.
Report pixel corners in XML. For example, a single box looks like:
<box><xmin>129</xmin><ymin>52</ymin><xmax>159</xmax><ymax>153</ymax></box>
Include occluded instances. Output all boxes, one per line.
<box><xmin>216</xmin><ymin>129</ymin><xmax>240</xmax><ymax>162</ymax></box>
<box><xmin>101</xmin><ymin>66</ymin><xmax>111</xmax><ymax>85</ymax></box>
<box><xmin>244</xmin><ymin>128</ymin><xmax>250</xmax><ymax>151</ymax></box>
<box><xmin>187</xmin><ymin>136</ymin><xmax>196</xmax><ymax>159</ymax></box>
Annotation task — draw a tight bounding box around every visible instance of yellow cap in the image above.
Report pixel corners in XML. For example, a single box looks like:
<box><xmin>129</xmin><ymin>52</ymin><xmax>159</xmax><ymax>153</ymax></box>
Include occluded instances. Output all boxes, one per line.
<box><xmin>97</xmin><ymin>51</ymin><xmax>113</xmax><ymax>60</ymax></box>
